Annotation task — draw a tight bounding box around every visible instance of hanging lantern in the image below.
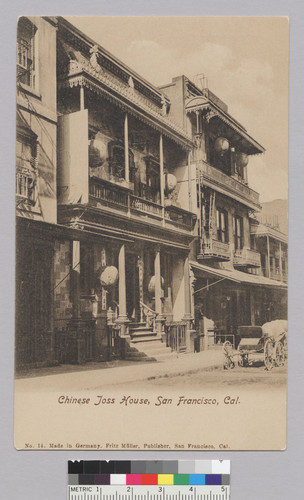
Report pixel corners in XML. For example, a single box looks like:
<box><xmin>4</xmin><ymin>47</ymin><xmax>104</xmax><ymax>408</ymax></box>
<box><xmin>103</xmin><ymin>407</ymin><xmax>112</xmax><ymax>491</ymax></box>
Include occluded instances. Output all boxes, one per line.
<box><xmin>99</xmin><ymin>266</ymin><xmax>119</xmax><ymax>287</ymax></box>
<box><xmin>165</xmin><ymin>173</ymin><xmax>177</xmax><ymax>193</ymax></box>
<box><xmin>214</xmin><ymin>137</ymin><xmax>229</xmax><ymax>155</ymax></box>
<box><xmin>148</xmin><ymin>275</ymin><xmax>164</xmax><ymax>294</ymax></box>
<box><xmin>235</xmin><ymin>152</ymin><xmax>249</xmax><ymax>168</ymax></box>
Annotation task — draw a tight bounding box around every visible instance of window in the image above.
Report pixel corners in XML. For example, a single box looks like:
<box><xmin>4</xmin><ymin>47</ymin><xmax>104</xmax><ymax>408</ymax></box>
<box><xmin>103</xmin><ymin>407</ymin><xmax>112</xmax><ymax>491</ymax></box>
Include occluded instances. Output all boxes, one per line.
<box><xmin>17</xmin><ymin>17</ymin><xmax>37</xmax><ymax>88</ymax></box>
<box><xmin>216</xmin><ymin>208</ymin><xmax>228</xmax><ymax>243</ymax></box>
<box><xmin>108</xmin><ymin>142</ymin><xmax>134</xmax><ymax>181</ymax></box>
<box><xmin>16</xmin><ymin>134</ymin><xmax>37</xmax><ymax>203</ymax></box>
<box><xmin>233</xmin><ymin>215</ymin><xmax>244</xmax><ymax>250</ymax></box>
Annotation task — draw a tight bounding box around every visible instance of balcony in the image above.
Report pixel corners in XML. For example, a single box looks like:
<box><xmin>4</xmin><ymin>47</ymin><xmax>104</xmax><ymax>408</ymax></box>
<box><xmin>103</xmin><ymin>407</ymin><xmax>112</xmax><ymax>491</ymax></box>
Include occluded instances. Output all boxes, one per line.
<box><xmin>197</xmin><ymin>160</ymin><xmax>261</xmax><ymax>210</ymax></box>
<box><xmin>233</xmin><ymin>248</ymin><xmax>261</xmax><ymax>268</ymax></box>
<box><xmin>270</xmin><ymin>270</ymin><xmax>287</xmax><ymax>283</ymax></box>
<box><xmin>198</xmin><ymin>238</ymin><xmax>231</xmax><ymax>261</ymax></box>
<box><xmin>89</xmin><ymin>176</ymin><xmax>195</xmax><ymax>232</ymax></box>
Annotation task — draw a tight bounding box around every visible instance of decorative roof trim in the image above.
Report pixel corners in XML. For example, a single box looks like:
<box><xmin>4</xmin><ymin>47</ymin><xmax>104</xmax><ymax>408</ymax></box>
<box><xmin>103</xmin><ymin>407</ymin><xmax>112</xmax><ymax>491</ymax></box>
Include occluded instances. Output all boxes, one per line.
<box><xmin>186</xmin><ymin>96</ymin><xmax>265</xmax><ymax>155</ymax></box>
<box><xmin>59</xmin><ymin>72</ymin><xmax>194</xmax><ymax>149</ymax></box>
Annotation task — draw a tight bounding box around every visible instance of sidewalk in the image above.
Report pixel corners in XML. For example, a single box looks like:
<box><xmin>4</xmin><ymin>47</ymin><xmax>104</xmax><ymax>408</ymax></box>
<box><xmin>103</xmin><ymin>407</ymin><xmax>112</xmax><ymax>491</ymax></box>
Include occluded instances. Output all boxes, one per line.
<box><xmin>15</xmin><ymin>349</ymin><xmax>223</xmax><ymax>392</ymax></box>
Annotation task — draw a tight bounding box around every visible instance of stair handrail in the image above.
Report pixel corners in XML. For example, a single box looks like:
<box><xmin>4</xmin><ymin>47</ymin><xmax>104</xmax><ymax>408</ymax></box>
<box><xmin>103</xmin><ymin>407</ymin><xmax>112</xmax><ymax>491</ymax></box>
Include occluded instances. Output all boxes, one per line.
<box><xmin>139</xmin><ymin>300</ymin><xmax>158</xmax><ymax>331</ymax></box>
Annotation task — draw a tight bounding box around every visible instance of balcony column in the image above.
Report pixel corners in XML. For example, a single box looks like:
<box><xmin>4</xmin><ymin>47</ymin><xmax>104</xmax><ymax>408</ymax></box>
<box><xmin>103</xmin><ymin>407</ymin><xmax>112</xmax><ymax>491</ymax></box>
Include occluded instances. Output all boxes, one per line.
<box><xmin>187</xmin><ymin>152</ymin><xmax>192</xmax><ymax>212</ymax></box>
<box><xmin>266</xmin><ymin>235</ymin><xmax>271</xmax><ymax>278</ymax></box>
<box><xmin>124</xmin><ymin>113</ymin><xmax>129</xmax><ymax>183</ymax></box>
<box><xmin>183</xmin><ymin>256</ymin><xmax>194</xmax><ymax>352</ymax></box>
<box><xmin>159</xmin><ymin>133</ymin><xmax>165</xmax><ymax>222</ymax></box>
<box><xmin>80</xmin><ymin>85</ymin><xmax>85</xmax><ymax>111</ymax></box>
<box><xmin>243</xmin><ymin>165</ymin><xmax>248</xmax><ymax>184</ymax></box>
<box><xmin>154</xmin><ymin>248</ymin><xmax>163</xmax><ymax>337</ymax></box>
<box><xmin>117</xmin><ymin>244</ymin><xmax>129</xmax><ymax>337</ymax></box>
<box><xmin>279</xmin><ymin>241</ymin><xmax>283</xmax><ymax>280</ymax></box>
<box><xmin>71</xmin><ymin>241</ymin><xmax>81</xmax><ymax>319</ymax></box>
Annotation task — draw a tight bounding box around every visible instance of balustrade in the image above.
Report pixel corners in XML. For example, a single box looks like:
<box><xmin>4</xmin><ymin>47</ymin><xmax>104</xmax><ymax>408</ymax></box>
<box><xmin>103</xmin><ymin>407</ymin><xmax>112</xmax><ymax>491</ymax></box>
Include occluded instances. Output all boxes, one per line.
<box><xmin>89</xmin><ymin>176</ymin><xmax>194</xmax><ymax>230</ymax></box>
<box><xmin>197</xmin><ymin>160</ymin><xmax>260</xmax><ymax>208</ymax></box>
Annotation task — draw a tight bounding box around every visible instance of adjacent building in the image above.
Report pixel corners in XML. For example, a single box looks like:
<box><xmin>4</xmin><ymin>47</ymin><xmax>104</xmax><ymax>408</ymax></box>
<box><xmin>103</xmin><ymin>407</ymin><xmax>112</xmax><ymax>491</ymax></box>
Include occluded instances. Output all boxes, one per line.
<box><xmin>16</xmin><ymin>16</ymin><xmax>287</xmax><ymax>370</ymax></box>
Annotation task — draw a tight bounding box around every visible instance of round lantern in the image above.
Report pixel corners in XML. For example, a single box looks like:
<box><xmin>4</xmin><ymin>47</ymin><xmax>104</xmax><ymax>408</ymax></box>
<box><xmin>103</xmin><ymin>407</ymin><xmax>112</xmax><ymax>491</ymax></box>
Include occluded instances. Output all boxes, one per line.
<box><xmin>148</xmin><ymin>275</ymin><xmax>164</xmax><ymax>294</ymax></box>
<box><xmin>214</xmin><ymin>137</ymin><xmax>230</xmax><ymax>155</ymax></box>
<box><xmin>99</xmin><ymin>266</ymin><xmax>119</xmax><ymax>287</ymax></box>
<box><xmin>235</xmin><ymin>152</ymin><xmax>249</xmax><ymax>168</ymax></box>
<box><xmin>165</xmin><ymin>173</ymin><xmax>177</xmax><ymax>193</ymax></box>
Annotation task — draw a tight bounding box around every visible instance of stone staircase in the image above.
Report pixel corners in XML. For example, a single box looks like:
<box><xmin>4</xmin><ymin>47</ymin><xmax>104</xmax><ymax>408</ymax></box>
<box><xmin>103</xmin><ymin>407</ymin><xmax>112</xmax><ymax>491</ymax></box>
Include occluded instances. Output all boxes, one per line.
<box><xmin>124</xmin><ymin>321</ymin><xmax>179</xmax><ymax>362</ymax></box>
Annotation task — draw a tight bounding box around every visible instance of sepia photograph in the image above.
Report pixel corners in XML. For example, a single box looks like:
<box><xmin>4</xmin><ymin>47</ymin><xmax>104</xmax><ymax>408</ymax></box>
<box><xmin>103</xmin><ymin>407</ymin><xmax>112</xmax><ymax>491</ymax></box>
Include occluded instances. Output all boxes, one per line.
<box><xmin>14</xmin><ymin>15</ymin><xmax>288</xmax><ymax>451</ymax></box>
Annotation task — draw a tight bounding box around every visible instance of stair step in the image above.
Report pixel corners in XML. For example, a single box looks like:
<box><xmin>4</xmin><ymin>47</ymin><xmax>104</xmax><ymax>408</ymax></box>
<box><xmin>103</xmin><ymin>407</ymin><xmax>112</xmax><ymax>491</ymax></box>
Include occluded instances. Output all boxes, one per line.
<box><xmin>130</xmin><ymin>331</ymin><xmax>157</xmax><ymax>338</ymax></box>
<box><xmin>124</xmin><ymin>356</ymin><xmax>157</xmax><ymax>362</ymax></box>
<box><xmin>129</xmin><ymin>322</ymin><xmax>147</xmax><ymax>328</ymax></box>
<box><xmin>131</xmin><ymin>336</ymin><xmax>160</xmax><ymax>343</ymax></box>
<box><xmin>130</xmin><ymin>326</ymin><xmax>153</xmax><ymax>333</ymax></box>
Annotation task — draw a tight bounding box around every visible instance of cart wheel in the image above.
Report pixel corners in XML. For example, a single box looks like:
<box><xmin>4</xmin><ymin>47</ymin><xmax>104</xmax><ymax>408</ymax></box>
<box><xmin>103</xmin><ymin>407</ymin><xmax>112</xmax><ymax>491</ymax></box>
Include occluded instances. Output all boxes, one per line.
<box><xmin>264</xmin><ymin>338</ymin><xmax>275</xmax><ymax>371</ymax></box>
<box><xmin>223</xmin><ymin>341</ymin><xmax>234</xmax><ymax>370</ymax></box>
<box><xmin>275</xmin><ymin>341</ymin><xmax>284</xmax><ymax>367</ymax></box>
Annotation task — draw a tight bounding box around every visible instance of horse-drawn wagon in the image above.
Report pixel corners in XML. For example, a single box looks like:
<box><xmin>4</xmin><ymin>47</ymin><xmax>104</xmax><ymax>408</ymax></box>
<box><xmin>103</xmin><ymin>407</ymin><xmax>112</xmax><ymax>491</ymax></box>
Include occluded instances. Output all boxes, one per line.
<box><xmin>223</xmin><ymin>320</ymin><xmax>287</xmax><ymax>371</ymax></box>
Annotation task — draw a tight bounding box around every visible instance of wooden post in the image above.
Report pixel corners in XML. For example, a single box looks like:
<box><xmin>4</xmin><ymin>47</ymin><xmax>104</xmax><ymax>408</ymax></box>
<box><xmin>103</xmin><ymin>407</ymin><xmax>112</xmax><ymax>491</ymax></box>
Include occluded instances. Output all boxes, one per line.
<box><xmin>187</xmin><ymin>151</ymin><xmax>192</xmax><ymax>212</ymax></box>
<box><xmin>124</xmin><ymin>113</ymin><xmax>129</xmax><ymax>183</ymax></box>
<box><xmin>266</xmin><ymin>235</ymin><xmax>271</xmax><ymax>278</ymax></box>
<box><xmin>71</xmin><ymin>241</ymin><xmax>81</xmax><ymax>319</ymax></box>
<box><xmin>159</xmin><ymin>133</ymin><xmax>165</xmax><ymax>221</ymax></box>
<box><xmin>250</xmin><ymin>289</ymin><xmax>255</xmax><ymax>325</ymax></box>
<box><xmin>183</xmin><ymin>256</ymin><xmax>193</xmax><ymax>353</ymax></box>
<box><xmin>154</xmin><ymin>248</ymin><xmax>163</xmax><ymax>336</ymax></box>
<box><xmin>117</xmin><ymin>244</ymin><xmax>128</xmax><ymax>336</ymax></box>
<box><xmin>279</xmin><ymin>241</ymin><xmax>283</xmax><ymax>280</ymax></box>
<box><xmin>80</xmin><ymin>86</ymin><xmax>85</xmax><ymax>110</ymax></box>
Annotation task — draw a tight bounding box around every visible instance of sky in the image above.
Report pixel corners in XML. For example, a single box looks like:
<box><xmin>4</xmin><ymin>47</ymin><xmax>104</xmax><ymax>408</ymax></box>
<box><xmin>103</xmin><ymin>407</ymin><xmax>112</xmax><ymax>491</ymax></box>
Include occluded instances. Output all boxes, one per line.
<box><xmin>66</xmin><ymin>16</ymin><xmax>289</xmax><ymax>203</ymax></box>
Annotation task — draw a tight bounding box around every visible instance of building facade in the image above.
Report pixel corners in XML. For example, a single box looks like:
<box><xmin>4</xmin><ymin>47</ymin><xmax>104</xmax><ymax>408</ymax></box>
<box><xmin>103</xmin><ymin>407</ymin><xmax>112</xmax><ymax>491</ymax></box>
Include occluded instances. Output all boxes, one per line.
<box><xmin>15</xmin><ymin>17</ymin><xmax>287</xmax><ymax>369</ymax></box>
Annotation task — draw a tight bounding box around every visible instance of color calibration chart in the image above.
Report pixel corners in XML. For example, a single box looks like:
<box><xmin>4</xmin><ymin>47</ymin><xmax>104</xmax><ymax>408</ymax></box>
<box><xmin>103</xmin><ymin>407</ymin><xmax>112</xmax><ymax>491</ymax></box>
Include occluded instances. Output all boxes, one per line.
<box><xmin>68</xmin><ymin>461</ymin><xmax>230</xmax><ymax>500</ymax></box>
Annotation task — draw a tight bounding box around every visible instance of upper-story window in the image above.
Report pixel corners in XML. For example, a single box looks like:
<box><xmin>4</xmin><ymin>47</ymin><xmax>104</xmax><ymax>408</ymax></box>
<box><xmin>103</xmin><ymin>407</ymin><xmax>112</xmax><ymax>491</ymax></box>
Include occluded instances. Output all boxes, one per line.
<box><xmin>17</xmin><ymin>17</ymin><xmax>37</xmax><ymax>89</ymax></box>
<box><xmin>16</xmin><ymin>133</ymin><xmax>37</xmax><ymax>203</ymax></box>
<box><xmin>216</xmin><ymin>208</ymin><xmax>228</xmax><ymax>243</ymax></box>
<box><xmin>233</xmin><ymin>215</ymin><xmax>244</xmax><ymax>250</ymax></box>
<box><xmin>108</xmin><ymin>141</ymin><xmax>135</xmax><ymax>182</ymax></box>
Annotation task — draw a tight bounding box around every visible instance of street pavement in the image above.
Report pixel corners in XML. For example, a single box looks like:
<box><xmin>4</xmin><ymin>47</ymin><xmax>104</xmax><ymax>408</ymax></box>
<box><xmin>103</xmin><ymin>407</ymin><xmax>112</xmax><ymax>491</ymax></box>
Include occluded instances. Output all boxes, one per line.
<box><xmin>15</xmin><ymin>349</ymin><xmax>223</xmax><ymax>392</ymax></box>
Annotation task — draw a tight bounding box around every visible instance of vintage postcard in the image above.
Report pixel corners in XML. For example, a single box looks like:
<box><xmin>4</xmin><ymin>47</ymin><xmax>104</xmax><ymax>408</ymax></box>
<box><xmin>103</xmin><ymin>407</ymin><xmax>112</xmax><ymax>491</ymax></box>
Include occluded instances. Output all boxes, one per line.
<box><xmin>15</xmin><ymin>16</ymin><xmax>288</xmax><ymax>450</ymax></box>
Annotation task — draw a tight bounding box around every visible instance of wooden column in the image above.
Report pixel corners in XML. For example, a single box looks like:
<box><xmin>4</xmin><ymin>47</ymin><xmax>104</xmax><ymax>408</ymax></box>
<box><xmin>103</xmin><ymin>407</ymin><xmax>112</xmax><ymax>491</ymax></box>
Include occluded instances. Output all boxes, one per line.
<box><xmin>243</xmin><ymin>165</ymin><xmax>248</xmax><ymax>184</ymax></box>
<box><xmin>159</xmin><ymin>133</ymin><xmax>165</xmax><ymax>216</ymax></box>
<box><xmin>250</xmin><ymin>289</ymin><xmax>255</xmax><ymax>325</ymax></box>
<box><xmin>183</xmin><ymin>256</ymin><xmax>193</xmax><ymax>352</ymax></box>
<box><xmin>187</xmin><ymin>151</ymin><xmax>192</xmax><ymax>212</ymax></box>
<box><xmin>124</xmin><ymin>113</ymin><xmax>129</xmax><ymax>183</ymax></box>
<box><xmin>154</xmin><ymin>248</ymin><xmax>163</xmax><ymax>336</ymax></box>
<box><xmin>279</xmin><ymin>241</ymin><xmax>283</xmax><ymax>280</ymax></box>
<box><xmin>266</xmin><ymin>235</ymin><xmax>271</xmax><ymax>278</ymax></box>
<box><xmin>117</xmin><ymin>244</ymin><xmax>128</xmax><ymax>334</ymax></box>
<box><xmin>80</xmin><ymin>86</ymin><xmax>85</xmax><ymax>110</ymax></box>
<box><xmin>71</xmin><ymin>240</ymin><xmax>81</xmax><ymax>319</ymax></box>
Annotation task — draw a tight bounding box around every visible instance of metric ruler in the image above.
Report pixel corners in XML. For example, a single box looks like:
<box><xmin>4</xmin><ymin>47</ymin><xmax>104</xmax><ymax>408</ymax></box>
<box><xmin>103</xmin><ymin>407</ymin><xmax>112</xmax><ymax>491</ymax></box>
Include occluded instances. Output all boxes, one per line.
<box><xmin>67</xmin><ymin>485</ymin><xmax>230</xmax><ymax>500</ymax></box>
<box><xmin>67</xmin><ymin>461</ymin><xmax>230</xmax><ymax>500</ymax></box>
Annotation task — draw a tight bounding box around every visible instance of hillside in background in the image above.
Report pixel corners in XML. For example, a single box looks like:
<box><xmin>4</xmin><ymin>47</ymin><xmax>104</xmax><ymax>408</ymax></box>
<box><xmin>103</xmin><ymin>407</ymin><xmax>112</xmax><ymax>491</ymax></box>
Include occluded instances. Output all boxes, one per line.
<box><xmin>258</xmin><ymin>199</ymin><xmax>288</xmax><ymax>235</ymax></box>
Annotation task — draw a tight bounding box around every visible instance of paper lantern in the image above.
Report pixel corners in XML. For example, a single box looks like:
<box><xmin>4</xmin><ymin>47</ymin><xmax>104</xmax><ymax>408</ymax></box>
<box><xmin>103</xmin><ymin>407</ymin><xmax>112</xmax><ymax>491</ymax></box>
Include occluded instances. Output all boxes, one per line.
<box><xmin>235</xmin><ymin>152</ymin><xmax>249</xmax><ymax>168</ymax></box>
<box><xmin>165</xmin><ymin>173</ymin><xmax>177</xmax><ymax>193</ymax></box>
<box><xmin>99</xmin><ymin>266</ymin><xmax>118</xmax><ymax>287</ymax></box>
<box><xmin>214</xmin><ymin>137</ymin><xmax>229</xmax><ymax>155</ymax></box>
<box><xmin>148</xmin><ymin>275</ymin><xmax>164</xmax><ymax>294</ymax></box>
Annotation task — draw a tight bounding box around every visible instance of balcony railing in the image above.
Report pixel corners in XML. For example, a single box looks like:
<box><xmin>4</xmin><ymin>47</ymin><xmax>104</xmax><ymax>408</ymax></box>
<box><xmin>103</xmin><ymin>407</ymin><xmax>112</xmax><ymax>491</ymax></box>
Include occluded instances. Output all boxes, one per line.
<box><xmin>197</xmin><ymin>160</ymin><xmax>261</xmax><ymax>209</ymax></box>
<box><xmin>89</xmin><ymin>177</ymin><xmax>194</xmax><ymax>231</ymax></box>
<box><xmin>233</xmin><ymin>248</ymin><xmax>261</xmax><ymax>268</ymax></box>
<box><xmin>89</xmin><ymin>176</ymin><xmax>129</xmax><ymax>210</ymax></box>
<box><xmin>165</xmin><ymin>204</ymin><xmax>195</xmax><ymax>229</ymax></box>
<box><xmin>198</xmin><ymin>238</ymin><xmax>231</xmax><ymax>261</ymax></box>
<box><xmin>130</xmin><ymin>195</ymin><xmax>163</xmax><ymax>218</ymax></box>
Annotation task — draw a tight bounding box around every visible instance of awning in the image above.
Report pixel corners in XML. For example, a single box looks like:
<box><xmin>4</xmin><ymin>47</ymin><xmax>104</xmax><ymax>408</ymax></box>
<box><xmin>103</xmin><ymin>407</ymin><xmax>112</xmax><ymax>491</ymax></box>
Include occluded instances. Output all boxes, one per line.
<box><xmin>190</xmin><ymin>261</ymin><xmax>287</xmax><ymax>289</ymax></box>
